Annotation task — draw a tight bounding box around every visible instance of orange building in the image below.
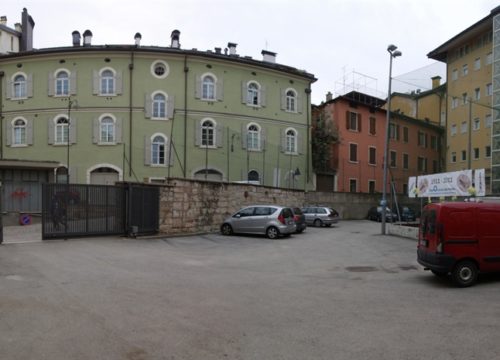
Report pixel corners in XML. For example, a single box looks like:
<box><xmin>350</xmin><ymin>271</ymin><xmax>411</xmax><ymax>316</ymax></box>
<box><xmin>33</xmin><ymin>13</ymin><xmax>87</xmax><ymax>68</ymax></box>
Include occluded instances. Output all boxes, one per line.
<box><xmin>312</xmin><ymin>91</ymin><xmax>444</xmax><ymax>195</ymax></box>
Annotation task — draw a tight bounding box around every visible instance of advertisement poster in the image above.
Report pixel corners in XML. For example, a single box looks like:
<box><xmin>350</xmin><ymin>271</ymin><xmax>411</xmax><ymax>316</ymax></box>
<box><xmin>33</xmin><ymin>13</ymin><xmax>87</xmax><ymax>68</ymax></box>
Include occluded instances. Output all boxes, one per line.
<box><xmin>408</xmin><ymin>169</ymin><xmax>484</xmax><ymax>198</ymax></box>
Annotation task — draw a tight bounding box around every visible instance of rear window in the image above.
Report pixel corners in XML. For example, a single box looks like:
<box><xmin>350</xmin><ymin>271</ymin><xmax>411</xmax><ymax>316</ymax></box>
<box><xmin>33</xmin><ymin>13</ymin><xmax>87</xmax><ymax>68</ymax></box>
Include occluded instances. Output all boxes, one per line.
<box><xmin>281</xmin><ymin>208</ymin><xmax>293</xmax><ymax>218</ymax></box>
<box><xmin>420</xmin><ymin>210</ymin><xmax>436</xmax><ymax>235</ymax></box>
<box><xmin>293</xmin><ymin>207</ymin><xmax>303</xmax><ymax>215</ymax></box>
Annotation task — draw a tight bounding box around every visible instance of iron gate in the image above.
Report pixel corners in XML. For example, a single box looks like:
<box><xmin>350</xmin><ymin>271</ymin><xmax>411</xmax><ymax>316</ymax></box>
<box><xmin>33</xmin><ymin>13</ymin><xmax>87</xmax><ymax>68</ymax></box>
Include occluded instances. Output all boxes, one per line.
<box><xmin>42</xmin><ymin>183</ymin><xmax>159</xmax><ymax>240</ymax></box>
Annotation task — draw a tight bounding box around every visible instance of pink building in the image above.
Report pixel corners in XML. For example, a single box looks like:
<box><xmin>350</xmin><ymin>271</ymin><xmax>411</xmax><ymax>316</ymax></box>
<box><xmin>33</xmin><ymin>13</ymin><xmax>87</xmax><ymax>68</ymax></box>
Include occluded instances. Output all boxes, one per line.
<box><xmin>312</xmin><ymin>91</ymin><xmax>444</xmax><ymax>195</ymax></box>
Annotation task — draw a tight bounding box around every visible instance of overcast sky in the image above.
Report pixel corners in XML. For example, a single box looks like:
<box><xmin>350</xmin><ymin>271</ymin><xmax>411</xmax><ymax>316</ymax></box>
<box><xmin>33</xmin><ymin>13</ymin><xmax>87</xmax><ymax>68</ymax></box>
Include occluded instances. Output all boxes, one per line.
<box><xmin>2</xmin><ymin>0</ymin><xmax>499</xmax><ymax>104</ymax></box>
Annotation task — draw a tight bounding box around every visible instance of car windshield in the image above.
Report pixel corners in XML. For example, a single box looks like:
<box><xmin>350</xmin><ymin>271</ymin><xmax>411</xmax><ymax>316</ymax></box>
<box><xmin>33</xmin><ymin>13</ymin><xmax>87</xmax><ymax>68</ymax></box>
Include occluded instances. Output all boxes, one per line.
<box><xmin>281</xmin><ymin>208</ymin><xmax>293</xmax><ymax>218</ymax></box>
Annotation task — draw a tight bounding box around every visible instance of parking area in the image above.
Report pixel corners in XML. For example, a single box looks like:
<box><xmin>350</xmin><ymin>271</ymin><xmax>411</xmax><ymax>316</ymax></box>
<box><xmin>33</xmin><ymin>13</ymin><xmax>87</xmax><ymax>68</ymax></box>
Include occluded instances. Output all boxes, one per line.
<box><xmin>1</xmin><ymin>220</ymin><xmax>500</xmax><ymax>360</ymax></box>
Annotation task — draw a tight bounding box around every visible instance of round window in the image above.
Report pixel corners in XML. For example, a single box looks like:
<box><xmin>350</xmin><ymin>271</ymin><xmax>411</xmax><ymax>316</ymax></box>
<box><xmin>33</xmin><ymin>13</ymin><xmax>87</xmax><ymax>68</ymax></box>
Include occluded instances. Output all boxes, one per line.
<box><xmin>150</xmin><ymin>60</ymin><xmax>169</xmax><ymax>79</ymax></box>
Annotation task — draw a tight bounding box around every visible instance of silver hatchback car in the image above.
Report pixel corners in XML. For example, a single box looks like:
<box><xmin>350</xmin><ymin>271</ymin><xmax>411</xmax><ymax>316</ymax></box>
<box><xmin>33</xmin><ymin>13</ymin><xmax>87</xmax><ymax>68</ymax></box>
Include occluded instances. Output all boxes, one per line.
<box><xmin>221</xmin><ymin>205</ymin><xmax>296</xmax><ymax>239</ymax></box>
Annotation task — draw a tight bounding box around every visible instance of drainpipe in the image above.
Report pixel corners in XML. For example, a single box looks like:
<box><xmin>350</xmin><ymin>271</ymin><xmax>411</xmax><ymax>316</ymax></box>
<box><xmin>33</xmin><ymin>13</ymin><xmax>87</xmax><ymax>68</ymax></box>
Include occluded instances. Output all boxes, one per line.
<box><xmin>183</xmin><ymin>55</ymin><xmax>188</xmax><ymax>178</ymax></box>
<box><xmin>128</xmin><ymin>50</ymin><xmax>135</xmax><ymax>178</ymax></box>
<box><xmin>305</xmin><ymin>84</ymin><xmax>312</xmax><ymax>189</ymax></box>
<box><xmin>0</xmin><ymin>70</ymin><xmax>4</xmax><ymax>159</ymax></box>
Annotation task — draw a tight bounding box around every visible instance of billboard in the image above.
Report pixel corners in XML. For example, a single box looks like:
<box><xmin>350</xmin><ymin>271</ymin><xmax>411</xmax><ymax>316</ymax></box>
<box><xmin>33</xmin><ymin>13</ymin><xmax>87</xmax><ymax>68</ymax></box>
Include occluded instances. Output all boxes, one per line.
<box><xmin>408</xmin><ymin>169</ymin><xmax>485</xmax><ymax>198</ymax></box>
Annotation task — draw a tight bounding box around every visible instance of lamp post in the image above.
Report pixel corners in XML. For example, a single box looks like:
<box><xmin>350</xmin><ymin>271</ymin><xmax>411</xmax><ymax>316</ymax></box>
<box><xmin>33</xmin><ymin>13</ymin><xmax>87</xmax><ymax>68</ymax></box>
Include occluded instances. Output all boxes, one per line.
<box><xmin>381</xmin><ymin>44</ymin><xmax>402</xmax><ymax>235</ymax></box>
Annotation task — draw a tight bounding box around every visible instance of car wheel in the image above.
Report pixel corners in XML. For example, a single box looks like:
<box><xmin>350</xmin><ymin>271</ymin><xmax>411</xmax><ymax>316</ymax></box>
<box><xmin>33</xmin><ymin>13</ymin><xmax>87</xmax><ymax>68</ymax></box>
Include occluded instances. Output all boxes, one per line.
<box><xmin>314</xmin><ymin>219</ymin><xmax>322</xmax><ymax>227</ymax></box>
<box><xmin>451</xmin><ymin>260</ymin><xmax>478</xmax><ymax>287</ymax></box>
<box><xmin>266</xmin><ymin>226</ymin><xmax>279</xmax><ymax>239</ymax></box>
<box><xmin>221</xmin><ymin>223</ymin><xmax>233</xmax><ymax>236</ymax></box>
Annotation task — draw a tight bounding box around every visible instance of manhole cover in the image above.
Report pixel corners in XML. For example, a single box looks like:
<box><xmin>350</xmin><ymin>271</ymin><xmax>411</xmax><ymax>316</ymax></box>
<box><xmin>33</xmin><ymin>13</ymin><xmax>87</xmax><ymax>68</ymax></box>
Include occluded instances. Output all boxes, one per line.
<box><xmin>345</xmin><ymin>266</ymin><xmax>377</xmax><ymax>272</ymax></box>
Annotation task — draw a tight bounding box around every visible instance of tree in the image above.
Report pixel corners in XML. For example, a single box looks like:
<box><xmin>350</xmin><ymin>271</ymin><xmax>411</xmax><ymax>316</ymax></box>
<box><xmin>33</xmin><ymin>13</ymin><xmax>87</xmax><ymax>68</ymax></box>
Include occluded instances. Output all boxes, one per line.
<box><xmin>312</xmin><ymin>107</ymin><xmax>337</xmax><ymax>174</ymax></box>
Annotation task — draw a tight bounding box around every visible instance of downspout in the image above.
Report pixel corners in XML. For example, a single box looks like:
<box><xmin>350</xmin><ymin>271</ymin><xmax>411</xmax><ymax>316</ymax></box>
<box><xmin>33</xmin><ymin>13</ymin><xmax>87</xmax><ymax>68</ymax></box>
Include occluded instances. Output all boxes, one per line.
<box><xmin>128</xmin><ymin>49</ymin><xmax>135</xmax><ymax>178</ymax></box>
<box><xmin>0</xmin><ymin>71</ymin><xmax>4</xmax><ymax>159</ymax></box>
<box><xmin>183</xmin><ymin>55</ymin><xmax>188</xmax><ymax>178</ymax></box>
<box><xmin>305</xmin><ymin>84</ymin><xmax>312</xmax><ymax>190</ymax></box>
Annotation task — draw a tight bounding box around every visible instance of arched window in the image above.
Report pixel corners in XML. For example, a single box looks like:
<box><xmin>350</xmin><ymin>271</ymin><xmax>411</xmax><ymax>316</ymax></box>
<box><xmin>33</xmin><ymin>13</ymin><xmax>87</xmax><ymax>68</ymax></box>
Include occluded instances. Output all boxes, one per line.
<box><xmin>247</xmin><ymin>82</ymin><xmax>260</xmax><ymax>105</ymax></box>
<box><xmin>202</xmin><ymin>75</ymin><xmax>215</xmax><ymax>100</ymax></box>
<box><xmin>286</xmin><ymin>129</ymin><xmax>297</xmax><ymax>153</ymax></box>
<box><xmin>286</xmin><ymin>89</ymin><xmax>297</xmax><ymax>112</ymax></box>
<box><xmin>153</xmin><ymin>93</ymin><xmax>166</xmax><ymax>118</ymax></box>
<box><xmin>247</xmin><ymin>124</ymin><xmax>260</xmax><ymax>150</ymax></box>
<box><xmin>13</xmin><ymin>74</ymin><xmax>26</xmax><ymax>98</ymax></box>
<box><xmin>248</xmin><ymin>170</ymin><xmax>260</xmax><ymax>182</ymax></box>
<box><xmin>100</xmin><ymin>70</ymin><xmax>115</xmax><ymax>95</ymax></box>
<box><xmin>201</xmin><ymin>119</ymin><xmax>215</xmax><ymax>147</ymax></box>
<box><xmin>55</xmin><ymin>117</ymin><xmax>69</xmax><ymax>144</ymax></box>
<box><xmin>56</xmin><ymin>71</ymin><xmax>69</xmax><ymax>96</ymax></box>
<box><xmin>13</xmin><ymin>118</ymin><xmax>26</xmax><ymax>145</ymax></box>
<box><xmin>100</xmin><ymin>116</ymin><xmax>115</xmax><ymax>143</ymax></box>
<box><xmin>151</xmin><ymin>135</ymin><xmax>166</xmax><ymax>165</ymax></box>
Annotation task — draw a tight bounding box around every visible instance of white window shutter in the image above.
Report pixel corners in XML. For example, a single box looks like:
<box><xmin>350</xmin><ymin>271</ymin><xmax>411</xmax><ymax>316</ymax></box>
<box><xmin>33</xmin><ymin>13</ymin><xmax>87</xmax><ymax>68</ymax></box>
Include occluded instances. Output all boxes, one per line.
<box><xmin>144</xmin><ymin>94</ymin><xmax>152</xmax><ymax>118</ymax></box>
<box><xmin>92</xmin><ymin>70</ymin><xmax>99</xmax><ymax>95</ymax></box>
<box><xmin>27</xmin><ymin>119</ymin><xmax>34</xmax><ymax>145</ymax></box>
<box><xmin>48</xmin><ymin>73</ymin><xmax>55</xmax><ymax>96</ymax></box>
<box><xmin>92</xmin><ymin>118</ymin><xmax>99</xmax><ymax>143</ymax></box>
<box><xmin>27</xmin><ymin>74</ymin><xmax>33</xmax><ymax>98</ymax></box>
<box><xmin>241</xmin><ymin>82</ymin><xmax>247</xmax><ymax>104</ymax></box>
<box><xmin>167</xmin><ymin>95</ymin><xmax>175</xmax><ymax>119</ymax></box>
<box><xmin>69</xmin><ymin>118</ymin><xmax>77</xmax><ymax>144</ymax></box>
<box><xmin>5</xmin><ymin>80</ymin><xmax>12</xmax><ymax>99</ymax></box>
<box><xmin>280</xmin><ymin>89</ymin><xmax>286</xmax><ymax>110</ymax></box>
<box><xmin>241</xmin><ymin>124</ymin><xmax>247</xmax><ymax>149</ymax></box>
<box><xmin>297</xmin><ymin>94</ymin><xmax>303</xmax><ymax>114</ymax></box>
<box><xmin>260</xmin><ymin>127</ymin><xmax>266</xmax><ymax>151</ymax></box>
<box><xmin>195</xmin><ymin>121</ymin><xmax>201</xmax><ymax>146</ymax></box>
<box><xmin>48</xmin><ymin>118</ymin><xmax>55</xmax><ymax>144</ymax></box>
<box><xmin>195</xmin><ymin>75</ymin><xmax>201</xmax><ymax>99</ymax></box>
<box><xmin>70</xmin><ymin>71</ymin><xmax>77</xmax><ymax>95</ymax></box>
<box><xmin>280</xmin><ymin>129</ymin><xmax>286</xmax><ymax>152</ymax></box>
<box><xmin>216</xmin><ymin>123</ymin><xmax>224</xmax><ymax>148</ymax></box>
<box><xmin>216</xmin><ymin>79</ymin><xmax>224</xmax><ymax>101</ymax></box>
<box><xmin>168</xmin><ymin>141</ymin><xmax>174</xmax><ymax>166</ymax></box>
<box><xmin>5</xmin><ymin>121</ymin><xmax>11</xmax><ymax>146</ymax></box>
<box><xmin>260</xmin><ymin>85</ymin><xmax>267</xmax><ymax>107</ymax></box>
<box><xmin>115</xmin><ymin>118</ymin><xmax>123</xmax><ymax>143</ymax></box>
<box><xmin>297</xmin><ymin>132</ymin><xmax>303</xmax><ymax>154</ymax></box>
<box><xmin>144</xmin><ymin>136</ymin><xmax>152</xmax><ymax>165</ymax></box>
<box><xmin>116</xmin><ymin>70</ymin><xmax>123</xmax><ymax>95</ymax></box>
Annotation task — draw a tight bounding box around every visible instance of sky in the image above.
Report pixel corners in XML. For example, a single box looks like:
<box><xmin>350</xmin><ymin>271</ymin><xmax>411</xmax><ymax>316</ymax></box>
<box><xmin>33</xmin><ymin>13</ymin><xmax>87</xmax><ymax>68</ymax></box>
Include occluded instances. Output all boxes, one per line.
<box><xmin>2</xmin><ymin>0</ymin><xmax>499</xmax><ymax>104</ymax></box>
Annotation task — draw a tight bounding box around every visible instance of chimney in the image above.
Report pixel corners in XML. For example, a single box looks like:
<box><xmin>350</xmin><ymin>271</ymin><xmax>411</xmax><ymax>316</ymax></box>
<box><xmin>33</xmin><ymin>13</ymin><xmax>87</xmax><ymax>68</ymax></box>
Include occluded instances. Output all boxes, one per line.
<box><xmin>21</xmin><ymin>8</ymin><xmax>35</xmax><ymax>51</ymax></box>
<box><xmin>72</xmin><ymin>31</ymin><xmax>81</xmax><ymax>47</ymax></box>
<box><xmin>227</xmin><ymin>42</ymin><xmax>237</xmax><ymax>55</ymax></box>
<box><xmin>15</xmin><ymin>23</ymin><xmax>22</xmax><ymax>32</ymax></box>
<box><xmin>214</xmin><ymin>47</ymin><xmax>221</xmax><ymax>54</ymax></box>
<box><xmin>431</xmin><ymin>76</ymin><xmax>441</xmax><ymax>89</ymax></box>
<box><xmin>261</xmin><ymin>50</ymin><xmax>277</xmax><ymax>63</ymax></box>
<box><xmin>326</xmin><ymin>91</ymin><xmax>333</xmax><ymax>102</ymax></box>
<box><xmin>0</xmin><ymin>16</ymin><xmax>7</xmax><ymax>26</ymax></box>
<box><xmin>170</xmin><ymin>30</ymin><xmax>180</xmax><ymax>48</ymax></box>
<box><xmin>134</xmin><ymin>32</ymin><xmax>142</xmax><ymax>46</ymax></box>
<box><xmin>82</xmin><ymin>30</ymin><xmax>92</xmax><ymax>46</ymax></box>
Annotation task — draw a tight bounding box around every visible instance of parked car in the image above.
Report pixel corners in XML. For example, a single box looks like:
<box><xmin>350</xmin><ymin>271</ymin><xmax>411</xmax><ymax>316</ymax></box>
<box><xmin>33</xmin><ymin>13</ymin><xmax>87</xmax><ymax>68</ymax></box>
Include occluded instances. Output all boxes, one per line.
<box><xmin>290</xmin><ymin>207</ymin><xmax>307</xmax><ymax>233</ymax></box>
<box><xmin>392</xmin><ymin>205</ymin><xmax>416</xmax><ymax>222</ymax></box>
<box><xmin>220</xmin><ymin>205</ymin><xmax>296</xmax><ymax>239</ymax></box>
<box><xmin>301</xmin><ymin>206</ymin><xmax>339</xmax><ymax>227</ymax></box>
<box><xmin>367</xmin><ymin>206</ymin><xmax>396</xmax><ymax>222</ymax></box>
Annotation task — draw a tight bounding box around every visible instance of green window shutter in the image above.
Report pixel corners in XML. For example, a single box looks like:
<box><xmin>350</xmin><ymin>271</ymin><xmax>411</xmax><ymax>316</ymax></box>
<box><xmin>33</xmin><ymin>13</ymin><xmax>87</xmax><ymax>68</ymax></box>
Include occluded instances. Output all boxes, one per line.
<box><xmin>167</xmin><ymin>95</ymin><xmax>175</xmax><ymax>119</ymax></box>
<box><xmin>216</xmin><ymin>123</ymin><xmax>224</xmax><ymax>148</ymax></box>
<box><xmin>144</xmin><ymin>136</ymin><xmax>151</xmax><ymax>165</ymax></box>
<box><xmin>92</xmin><ymin>118</ymin><xmax>99</xmax><ymax>143</ymax></box>
<box><xmin>115</xmin><ymin>118</ymin><xmax>123</xmax><ymax>143</ymax></box>
<box><xmin>48</xmin><ymin>73</ymin><xmax>55</xmax><ymax>96</ymax></box>
<box><xmin>216</xmin><ymin>79</ymin><xmax>224</xmax><ymax>101</ymax></box>
<box><xmin>27</xmin><ymin>119</ymin><xmax>34</xmax><ymax>145</ymax></box>
<box><xmin>70</xmin><ymin>71</ymin><xmax>77</xmax><ymax>95</ymax></box>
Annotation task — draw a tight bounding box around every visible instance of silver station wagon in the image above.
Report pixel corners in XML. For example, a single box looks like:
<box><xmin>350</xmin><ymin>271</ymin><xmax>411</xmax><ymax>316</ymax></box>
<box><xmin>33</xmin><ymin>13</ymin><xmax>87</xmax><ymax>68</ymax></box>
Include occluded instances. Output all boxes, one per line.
<box><xmin>220</xmin><ymin>205</ymin><xmax>296</xmax><ymax>239</ymax></box>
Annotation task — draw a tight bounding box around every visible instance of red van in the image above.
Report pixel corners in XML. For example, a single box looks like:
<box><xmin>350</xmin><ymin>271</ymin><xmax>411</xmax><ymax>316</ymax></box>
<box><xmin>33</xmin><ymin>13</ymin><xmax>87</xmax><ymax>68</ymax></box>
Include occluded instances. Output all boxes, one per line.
<box><xmin>417</xmin><ymin>201</ymin><xmax>500</xmax><ymax>287</ymax></box>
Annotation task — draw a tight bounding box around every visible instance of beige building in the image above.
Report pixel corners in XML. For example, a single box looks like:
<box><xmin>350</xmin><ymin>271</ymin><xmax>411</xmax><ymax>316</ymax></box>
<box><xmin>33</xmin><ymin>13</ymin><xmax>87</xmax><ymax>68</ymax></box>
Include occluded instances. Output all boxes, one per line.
<box><xmin>428</xmin><ymin>6</ymin><xmax>500</xmax><ymax>193</ymax></box>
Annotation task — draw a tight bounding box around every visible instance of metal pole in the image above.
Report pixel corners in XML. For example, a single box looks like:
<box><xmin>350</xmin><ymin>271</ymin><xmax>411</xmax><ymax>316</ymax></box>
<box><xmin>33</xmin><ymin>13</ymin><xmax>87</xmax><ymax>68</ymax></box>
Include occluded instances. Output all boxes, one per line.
<box><xmin>468</xmin><ymin>98</ymin><xmax>472</xmax><ymax>169</ymax></box>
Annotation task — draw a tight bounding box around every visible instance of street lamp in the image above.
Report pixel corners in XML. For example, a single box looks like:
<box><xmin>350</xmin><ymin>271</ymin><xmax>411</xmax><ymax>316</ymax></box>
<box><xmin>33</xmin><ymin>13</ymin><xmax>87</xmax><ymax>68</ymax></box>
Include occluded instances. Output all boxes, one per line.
<box><xmin>381</xmin><ymin>44</ymin><xmax>402</xmax><ymax>235</ymax></box>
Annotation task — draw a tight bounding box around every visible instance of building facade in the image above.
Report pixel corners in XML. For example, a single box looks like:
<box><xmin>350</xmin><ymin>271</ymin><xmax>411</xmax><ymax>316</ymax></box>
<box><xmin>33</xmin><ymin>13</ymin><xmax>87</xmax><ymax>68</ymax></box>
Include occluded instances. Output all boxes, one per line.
<box><xmin>312</xmin><ymin>91</ymin><xmax>443</xmax><ymax>195</ymax></box>
<box><xmin>0</xmin><ymin>26</ymin><xmax>316</xmax><ymax>211</ymax></box>
<box><xmin>428</xmin><ymin>6</ymin><xmax>500</xmax><ymax>193</ymax></box>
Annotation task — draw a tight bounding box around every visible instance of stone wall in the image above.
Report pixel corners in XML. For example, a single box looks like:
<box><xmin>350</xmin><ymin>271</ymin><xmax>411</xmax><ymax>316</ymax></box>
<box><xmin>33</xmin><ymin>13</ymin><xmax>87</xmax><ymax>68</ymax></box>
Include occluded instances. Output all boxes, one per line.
<box><xmin>159</xmin><ymin>178</ymin><xmax>305</xmax><ymax>236</ymax></box>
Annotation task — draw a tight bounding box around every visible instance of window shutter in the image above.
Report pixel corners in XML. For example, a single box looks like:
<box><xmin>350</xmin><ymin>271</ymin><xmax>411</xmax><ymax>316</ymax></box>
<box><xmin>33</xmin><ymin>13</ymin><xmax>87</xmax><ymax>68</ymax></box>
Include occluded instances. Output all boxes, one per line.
<box><xmin>48</xmin><ymin>73</ymin><xmax>55</xmax><ymax>96</ymax></box>
<box><xmin>5</xmin><ymin>80</ymin><xmax>12</xmax><ymax>99</ymax></box>
<box><xmin>144</xmin><ymin>94</ymin><xmax>152</xmax><ymax>118</ymax></box>
<box><xmin>144</xmin><ymin>136</ymin><xmax>152</xmax><ymax>165</ymax></box>
<box><xmin>167</xmin><ymin>140</ymin><xmax>174</xmax><ymax>166</ymax></box>
<box><xmin>241</xmin><ymin>124</ymin><xmax>247</xmax><ymax>149</ymax></box>
<box><xmin>167</xmin><ymin>95</ymin><xmax>175</xmax><ymax>119</ymax></box>
<box><xmin>48</xmin><ymin>118</ymin><xmax>55</xmax><ymax>144</ymax></box>
<box><xmin>297</xmin><ymin>94</ymin><xmax>303</xmax><ymax>114</ymax></box>
<box><xmin>69</xmin><ymin>117</ymin><xmax>77</xmax><ymax>144</ymax></box>
<box><xmin>70</xmin><ymin>71</ymin><xmax>77</xmax><ymax>95</ymax></box>
<box><xmin>358</xmin><ymin>113</ymin><xmax>362</xmax><ymax>132</ymax></box>
<box><xmin>260</xmin><ymin>128</ymin><xmax>266</xmax><ymax>151</ymax></box>
<box><xmin>280</xmin><ymin>89</ymin><xmax>286</xmax><ymax>110</ymax></box>
<box><xmin>115</xmin><ymin>118</ymin><xmax>123</xmax><ymax>143</ymax></box>
<box><xmin>27</xmin><ymin>119</ymin><xmax>34</xmax><ymax>145</ymax></box>
<box><xmin>216</xmin><ymin>123</ymin><xmax>224</xmax><ymax>147</ymax></box>
<box><xmin>280</xmin><ymin>129</ymin><xmax>286</xmax><ymax>152</ymax></box>
<box><xmin>195</xmin><ymin>121</ymin><xmax>201</xmax><ymax>146</ymax></box>
<box><xmin>27</xmin><ymin>74</ymin><xmax>33</xmax><ymax>98</ymax></box>
<box><xmin>92</xmin><ymin>118</ymin><xmax>99</xmax><ymax>143</ymax></box>
<box><xmin>297</xmin><ymin>132</ymin><xmax>303</xmax><ymax>154</ymax></box>
<box><xmin>195</xmin><ymin>75</ymin><xmax>201</xmax><ymax>99</ymax></box>
<box><xmin>241</xmin><ymin>82</ymin><xmax>247</xmax><ymax>104</ymax></box>
<box><xmin>92</xmin><ymin>70</ymin><xmax>99</xmax><ymax>95</ymax></box>
<box><xmin>260</xmin><ymin>85</ymin><xmax>267</xmax><ymax>107</ymax></box>
<box><xmin>5</xmin><ymin>121</ymin><xmax>11</xmax><ymax>146</ymax></box>
<box><xmin>346</xmin><ymin>111</ymin><xmax>350</xmax><ymax>129</ymax></box>
<box><xmin>115</xmin><ymin>70</ymin><xmax>123</xmax><ymax>95</ymax></box>
<box><xmin>216</xmin><ymin>79</ymin><xmax>224</xmax><ymax>101</ymax></box>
